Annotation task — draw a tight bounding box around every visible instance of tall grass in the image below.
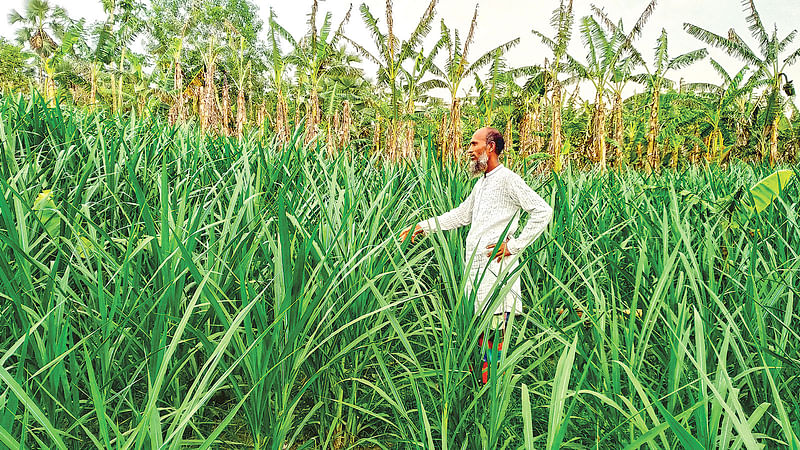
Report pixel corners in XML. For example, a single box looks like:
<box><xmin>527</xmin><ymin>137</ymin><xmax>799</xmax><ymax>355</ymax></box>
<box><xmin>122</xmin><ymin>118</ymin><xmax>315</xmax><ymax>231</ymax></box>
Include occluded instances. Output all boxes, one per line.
<box><xmin>1</xmin><ymin>94</ymin><xmax>799</xmax><ymax>448</ymax></box>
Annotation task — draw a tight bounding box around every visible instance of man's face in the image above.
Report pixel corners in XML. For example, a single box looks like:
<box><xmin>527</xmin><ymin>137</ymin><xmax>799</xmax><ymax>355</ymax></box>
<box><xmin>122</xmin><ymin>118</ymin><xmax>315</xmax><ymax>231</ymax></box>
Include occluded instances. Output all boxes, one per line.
<box><xmin>468</xmin><ymin>129</ymin><xmax>491</xmax><ymax>177</ymax></box>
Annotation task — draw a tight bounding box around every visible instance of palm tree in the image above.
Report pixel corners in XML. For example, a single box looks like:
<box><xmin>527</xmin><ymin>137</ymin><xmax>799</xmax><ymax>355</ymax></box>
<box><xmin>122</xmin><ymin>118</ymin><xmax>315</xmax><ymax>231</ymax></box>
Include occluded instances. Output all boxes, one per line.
<box><xmin>8</xmin><ymin>0</ymin><xmax>70</xmax><ymax>98</ymax></box>
<box><xmin>565</xmin><ymin>0</ymin><xmax>658</xmax><ymax>170</ymax></box>
<box><xmin>629</xmin><ymin>30</ymin><xmax>707</xmax><ymax>172</ymax></box>
<box><xmin>394</xmin><ymin>39</ymin><xmax>447</xmax><ymax>158</ymax></box>
<box><xmin>563</xmin><ymin>16</ymin><xmax>626</xmax><ymax>170</ymax></box>
<box><xmin>473</xmin><ymin>52</ymin><xmax>538</xmax><ymax>134</ymax></box>
<box><xmin>346</xmin><ymin>0</ymin><xmax>438</xmax><ymax>160</ymax></box>
<box><xmin>86</xmin><ymin>0</ymin><xmax>143</xmax><ymax>113</ymax></box>
<box><xmin>684</xmin><ymin>0</ymin><xmax>800</xmax><ymax>166</ymax></box>
<box><xmin>533</xmin><ymin>0</ymin><xmax>574</xmax><ymax>173</ymax></box>
<box><xmin>291</xmin><ymin>0</ymin><xmax>356</xmax><ymax>145</ymax></box>
<box><xmin>429</xmin><ymin>6</ymin><xmax>519</xmax><ymax>160</ymax></box>
<box><xmin>684</xmin><ymin>60</ymin><xmax>768</xmax><ymax>163</ymax></box>
<box><xmin>516</xmin><ymin>71</ymin><xmax>548</xmax><ymax>158</ymax></box>
<box><xmin>264</xmin><ymin>9</ymin><xmax>294</xmax><ymax>142</ymax></box>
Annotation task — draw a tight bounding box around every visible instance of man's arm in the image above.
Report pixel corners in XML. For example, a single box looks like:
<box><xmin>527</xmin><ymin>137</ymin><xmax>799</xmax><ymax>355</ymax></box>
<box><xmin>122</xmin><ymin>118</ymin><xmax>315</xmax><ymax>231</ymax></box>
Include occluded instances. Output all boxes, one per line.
<box><xmin>505</xmin><ymin>175</ymin><xmax>553</xmax><ymax>254</ymax></box>
<box><xmin>401</xmin><ymin>188</ymin><xmax>476</xmax><ymax>242</ymax></box>
<box><xmin>418</xmin><ymin>188</ymin><xmax>476</xmax><ymax>234</ymax></box>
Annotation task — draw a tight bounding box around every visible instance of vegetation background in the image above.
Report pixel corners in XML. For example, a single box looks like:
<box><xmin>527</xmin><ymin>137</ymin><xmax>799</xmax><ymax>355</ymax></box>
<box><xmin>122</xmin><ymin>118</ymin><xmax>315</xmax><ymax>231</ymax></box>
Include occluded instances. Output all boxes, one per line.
<box><xmin>0</xmin><ymin>0</ymin><xmax>799</xmax><ymax>448</ymax></box>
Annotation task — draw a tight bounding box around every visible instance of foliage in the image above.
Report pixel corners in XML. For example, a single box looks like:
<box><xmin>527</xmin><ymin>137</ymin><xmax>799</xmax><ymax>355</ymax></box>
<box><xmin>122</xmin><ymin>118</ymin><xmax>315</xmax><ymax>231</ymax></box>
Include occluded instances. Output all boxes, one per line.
<box><xmin>1</xmin><ymin>95</ymin><xmax>800</xmax><ymax>448</ymax></box>
<box><xmin>0</xmin><ymin>38</ymin><xmax>33</xmax><ymax>92</ymax></box>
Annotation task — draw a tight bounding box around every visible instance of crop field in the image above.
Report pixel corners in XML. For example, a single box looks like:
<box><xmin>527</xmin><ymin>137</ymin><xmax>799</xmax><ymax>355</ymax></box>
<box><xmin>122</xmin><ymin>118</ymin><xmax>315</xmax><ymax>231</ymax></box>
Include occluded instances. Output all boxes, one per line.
<box><xmin>0</xmin><ymin>96</ymin><xmax>798</xmax><ymax>448</ymax></box>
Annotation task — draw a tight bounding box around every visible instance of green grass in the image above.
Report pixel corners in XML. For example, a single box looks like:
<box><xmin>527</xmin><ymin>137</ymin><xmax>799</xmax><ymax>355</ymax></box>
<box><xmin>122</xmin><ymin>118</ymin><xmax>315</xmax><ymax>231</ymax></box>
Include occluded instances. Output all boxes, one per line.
<box><xmin>1</xmin><ymin>94</ymin><xmax>799</xmax><ymax>449</ymax></box>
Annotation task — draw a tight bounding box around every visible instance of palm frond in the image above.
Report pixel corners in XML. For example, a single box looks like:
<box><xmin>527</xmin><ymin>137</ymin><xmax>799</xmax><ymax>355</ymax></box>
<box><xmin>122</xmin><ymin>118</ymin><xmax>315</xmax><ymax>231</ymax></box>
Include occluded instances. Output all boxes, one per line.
<box><xmin>629</xmin><ymin>73</ymin><xmax>652</xmax><ymax>86</ymax></box>
<box><xmin>708</xmin><ymin>58</ymin><xmax>733</xmax><ymax>85</ymax></box>
<box><xmin>358</xmin><ymin>4</ymin><xmax>387</xmax><ymax>61</ymax></box>
<box><xmin>329</xmin><ymin>4</ymin><xmax>353</xmax><ymax>47</ymax></box>
<box><xmin>416</xmin><ymin>79</ymin><xmax>448</xmax><ymax>92</ymax></box>
<box><xmin>629</xmin><ymin>0</ymin><xmax>658</xmax><ymax>42</ymax></box>
<box><xmin>682</xmin><ymin>82</ymin><xmax>721</xmax><ymax>94</ymax></box>
<box><xmin>776</xmin><ymin>29</ymin><xmax>797</xmax><ymax>54</ymax></box>
<box><xmin>654</xmin><ymin>29</ymin><xmax>668</xmax><ymax>75</ymax></box>
<box><xmin>590</xmin><ymin>5</ymin><xmax>617</xmax><ymax>34</ymax></box>
<box><xmin>741</xmin><ymin>0</ymin><xmax>769</xmax><ymax>55</ymax></box>
<box><xmin>465</xmin><ymin>38</ymin><xmax>519</xmax><ymax>77</ymax></box>
<box><xmin>270</xmin><ymin>10</ymin><xmax>298</xmax><ymax>48</ymax></box>
<box><xmin>452</xmin><ymin>5</ymin><xmax>479</xmax><ymax>84</ymax></box>
<box><xmin>405</xmin><ymin>0</ymin><xmax>438</xmax><ymax>54</ymax></box>
<box><xmin>683</xmin><ymin>23</ymin><xmax>760</xmax><ymax>66</ymax></box>
<box><xmin>783</xmin><ymin>45</ymin><xmax>800</xmax><ymax>66</ymax></box>
<box><xmin>554</xmin><ymin>0</ymin><xmax>574</xmax><ymax>56</ymax></box>
<box><xmin>668</xmin><ymin>48</ymin><xmax>708</xmax><ymax>71</ymax></box>
<box><xmin>342</xmin><ymin>36</ymin><xmax>382</xmax><ymax>68</ymax></box>
<box><xmin>580</xmin><ymin>16</ymin><xmax>599</xmax><ymax>69</ymax></box>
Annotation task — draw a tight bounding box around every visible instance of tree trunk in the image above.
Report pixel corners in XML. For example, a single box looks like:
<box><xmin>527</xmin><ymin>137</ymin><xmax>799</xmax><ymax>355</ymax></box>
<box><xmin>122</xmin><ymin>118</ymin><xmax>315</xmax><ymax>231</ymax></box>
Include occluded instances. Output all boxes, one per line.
<box><xmin>275</xmin><ymin>90</ymin><xmax>289</xmax><ymax>144</ymax></box>
<box><xmin>646</xmin><ymin>89</ymin><xmax>660</xmax><ymax>173</ymax></box>
<box><xmin>202</xmin><ymin>58</ymin><xmax>218</xmax><ymax>133</ymax></box>
<box><xmin>398</xmin><ymin>102</ymin><xmax>416</xmax><ymax>160</ymax></box>
<box><xmin>612</xmin><ymin>92</ymin><xmax>623</xmax><ymax>168</ymax></box>
<box><xmin>636</xmin><ymin>142</ymin><xmax>643</xmax><ymax>165</ymax></box>
<box><xmin>339</xmin><ymin>100</ymin><xmax>351</xmax><ymax>150</ymax></box>
<box><xmin>171</xmin><ymin>59</ymin><xmax>185</xmax><ymax>125</ymax></box>
<box><xmin>257</xmin><ymin>102</ymin><xmax>266</xmax><ymax>130</ymax></box>
<box><xmin>328</xmin><ymin>113</ymin><xmax>339</xmax><ymax>157</ymax></box>
<box><xmin>89</xmin><ymin>65</ymin><xmax>98</xmax><ymax>111</ymax></box>
<box><xmin>548</xmin><ymin>82</ymin><xmax>563</xmax><ymax>172</ymax></box>
<box><xmin>373</xmin><ymin>119</ymin><xmax>381</xmax><ymax>155</ymax></box>
<box><xmin>769</xmin><ymin>116</ymin><xmax>779</xmax><ymax>166</ymax></box>
<box><xmin>305</xmin><ymin>89</ymin><xmax>321</xmax><ymax>145</ymax></box>
<box><xmin>236</xmin><ymin>89</ymin><xmax>245</xmax><ymax>139</ymax></box>
<box><xmin>46</xmin><ymin>76</ymin><xmax>56</xmax><ymax>105</ymax></box>
<box><xmin>117</xmin><ymin>49</ymin><xmax>126</xmax><ymax>114</ymax></box>
<box><xmin>443</xmin><ymin>98</ymin><xmax>462</xmax><ymax>161</ymax></box>
<box><xmin>110</xmin><ymin>72</ymin><xmax>117</xmax><ymax>113</ymax></box>
<box><xmin>533</xmin><ymin>101</ymin><xmax>544</xmax><ymax>155</ymax></box>
<box><xmin>671</xmin><ymin>143</ymin><xmax>679</xmax><ymax>169</ymax></box>
<box><xmin>520</xmin><ymin>108</ymin><xmax>533</xmax><ymax>157</ymax></box>
<box><xmin>591</xmin><ymin>90</ymin><xmax>607</xmax><ymax>171</ymax></box>
<box><xmin>222</xmin><ymin>75</ymin><xmax>231</xmax><ymax>135</ymax></box>
<box><xmin>386</xmin><ymin>119</ymin><xmax>398</xmax><ymax>160</ymax></box>
<box><xmin>504</xmin><ymin>118</ymin><xmax>513</xmax><ymax>157</ymax></box>
<box><xmin>200</xmin><ymin>73</ymin><xmax>208</xmax><ymax>131</ymax></box>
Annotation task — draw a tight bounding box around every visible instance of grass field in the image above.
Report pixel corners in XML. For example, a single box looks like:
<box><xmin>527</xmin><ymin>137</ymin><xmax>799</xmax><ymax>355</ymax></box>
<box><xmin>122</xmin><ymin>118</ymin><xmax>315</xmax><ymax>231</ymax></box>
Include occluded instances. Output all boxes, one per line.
<box><xmin>1</xmin><ymin>95</ymin><xmax>799</xmax><ymax>449</ymax></box>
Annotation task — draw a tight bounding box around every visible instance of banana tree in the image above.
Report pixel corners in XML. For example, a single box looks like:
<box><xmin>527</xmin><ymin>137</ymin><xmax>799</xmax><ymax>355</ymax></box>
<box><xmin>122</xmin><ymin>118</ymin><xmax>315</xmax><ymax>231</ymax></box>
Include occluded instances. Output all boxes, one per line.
<box><xmin>533</xmin><ymin>0</ymin><xmax>574</xmax><ymax>173</ymax></box>
<box><xmin>568</xmin><ymin>0</ymin><xmax>658</xmax><ymax>170</ymax></box>
<box><xmin>684</xmin><ymin>60</ymin><xmax>768</xmax><ymax>163</ymax></box>
<box><xmin>684</xmin><ymin>0</ymin><xmax>800</xmax><ymax>166</ymax></box>
<box><xmin>345</xmin><ymin>0</ymin><xmax>438</xmax><ymax>160</ymax></box>
<box><xmin>629</xmin><ymin>29</ymin><xmax>707</xmax><ymax>172</ymax></box>
<box><xmin>429</xmin><ymin>6</ymin><xmax>519</xmax><ymax>160</ymax></box>
<box><xmin>392</xmin><ymin>38</ymin><xmax>447</xmax><ymax>158</ymax></box>
<box><xmin>264</xmin><ymin>9</ymin><xmax>294</xmax><ymax>142</ymax></box>
<box><xmin>290</xmin><ymin>0</ymin><xmax>356</xmax><ymax>145</ymax></box>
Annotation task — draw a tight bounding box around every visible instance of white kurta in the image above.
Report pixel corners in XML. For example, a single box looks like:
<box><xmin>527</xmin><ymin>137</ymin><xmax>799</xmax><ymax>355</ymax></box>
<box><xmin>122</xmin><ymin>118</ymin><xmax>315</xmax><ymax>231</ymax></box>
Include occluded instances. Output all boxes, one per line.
<box><xmin>418</xmin><ymin>164</ymin><xmax>553</xmax><ymax>316</ymax></box>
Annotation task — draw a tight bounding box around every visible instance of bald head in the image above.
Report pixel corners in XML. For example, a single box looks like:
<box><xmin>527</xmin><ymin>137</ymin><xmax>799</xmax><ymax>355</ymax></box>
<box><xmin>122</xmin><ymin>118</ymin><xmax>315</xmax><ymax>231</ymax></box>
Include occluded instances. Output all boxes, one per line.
<box><xmin>478</xmin><ymin>127</ymin><xmax>505</xmax><ymax>156</ymax></box>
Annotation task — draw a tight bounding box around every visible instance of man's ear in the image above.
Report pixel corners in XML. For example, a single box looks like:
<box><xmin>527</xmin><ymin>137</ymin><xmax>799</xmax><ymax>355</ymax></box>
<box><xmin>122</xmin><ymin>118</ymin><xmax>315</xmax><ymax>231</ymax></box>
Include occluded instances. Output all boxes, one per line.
<box><xmin>487</xmin><ymin>141</ymin><xmax>496</xmax><ymax>155</ymax></box>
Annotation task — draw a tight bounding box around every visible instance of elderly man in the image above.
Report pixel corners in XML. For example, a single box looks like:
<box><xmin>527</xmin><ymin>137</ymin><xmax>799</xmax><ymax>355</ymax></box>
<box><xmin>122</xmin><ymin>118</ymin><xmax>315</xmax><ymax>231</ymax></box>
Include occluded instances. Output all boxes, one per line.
<box><xmin>400</xmin><ymin>127</ymin><xmax>553</xmax><ymax>382</ymax></box>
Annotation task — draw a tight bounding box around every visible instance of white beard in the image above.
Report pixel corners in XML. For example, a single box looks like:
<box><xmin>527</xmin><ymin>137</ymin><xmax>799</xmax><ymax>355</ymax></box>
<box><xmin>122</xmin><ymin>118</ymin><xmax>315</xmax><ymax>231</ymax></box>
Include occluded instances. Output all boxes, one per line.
<box><xmin>469</xmin><ymin>153</ymin><xmax>488</xmax><ymax>178</ymax></box>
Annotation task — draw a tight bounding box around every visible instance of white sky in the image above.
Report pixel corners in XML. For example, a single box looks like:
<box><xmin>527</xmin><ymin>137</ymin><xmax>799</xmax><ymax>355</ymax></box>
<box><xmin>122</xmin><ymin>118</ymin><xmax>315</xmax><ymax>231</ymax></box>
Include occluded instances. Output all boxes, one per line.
<box><xmin>3</xmin><ymin>0</ymin><xmax>800</xmax><ymax>106</ymax></box>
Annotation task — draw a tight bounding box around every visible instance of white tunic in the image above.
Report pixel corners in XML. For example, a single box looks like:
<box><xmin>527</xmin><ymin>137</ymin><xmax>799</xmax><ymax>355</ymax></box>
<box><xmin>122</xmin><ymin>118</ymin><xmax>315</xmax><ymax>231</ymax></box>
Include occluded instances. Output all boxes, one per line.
<box><xmin>418</xmin><ymin>164</ymin><xmax>553</xmax><ymax>316</ymax></box>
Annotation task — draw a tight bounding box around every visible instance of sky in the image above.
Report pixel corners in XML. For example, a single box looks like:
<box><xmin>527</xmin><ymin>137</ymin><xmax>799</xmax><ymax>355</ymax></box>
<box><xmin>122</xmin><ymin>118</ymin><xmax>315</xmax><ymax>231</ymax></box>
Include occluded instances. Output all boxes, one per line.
<box><xmin>2</xmin><ymin>0</ymin><xmax>800</xmax><ymax>106</ymax></box>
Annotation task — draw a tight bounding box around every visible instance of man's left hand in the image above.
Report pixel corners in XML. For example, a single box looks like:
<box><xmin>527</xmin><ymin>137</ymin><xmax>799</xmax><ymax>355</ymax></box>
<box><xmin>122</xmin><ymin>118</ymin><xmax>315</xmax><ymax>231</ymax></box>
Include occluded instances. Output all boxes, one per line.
<box><xmin>486</xmin><ymin>242</ymin><xmax>511</xmax><ymax>262</ymax></box>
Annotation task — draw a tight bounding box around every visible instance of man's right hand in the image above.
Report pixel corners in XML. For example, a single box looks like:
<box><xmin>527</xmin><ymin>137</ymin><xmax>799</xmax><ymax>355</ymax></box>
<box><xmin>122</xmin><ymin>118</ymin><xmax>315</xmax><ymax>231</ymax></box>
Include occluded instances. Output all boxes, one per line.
<box><xmin>399</xmin><ymin>224</ymin><xmax>424</xmax><ymax>243</ymax></box>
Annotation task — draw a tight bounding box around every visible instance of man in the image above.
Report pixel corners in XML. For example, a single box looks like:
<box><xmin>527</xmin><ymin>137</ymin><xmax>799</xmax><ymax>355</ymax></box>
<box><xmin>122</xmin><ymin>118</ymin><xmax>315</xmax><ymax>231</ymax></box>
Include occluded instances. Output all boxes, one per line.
<box><xmin>400</xmin><ymin>127</ymin><xmax>553</xmax><ymax>382</ymax></box>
